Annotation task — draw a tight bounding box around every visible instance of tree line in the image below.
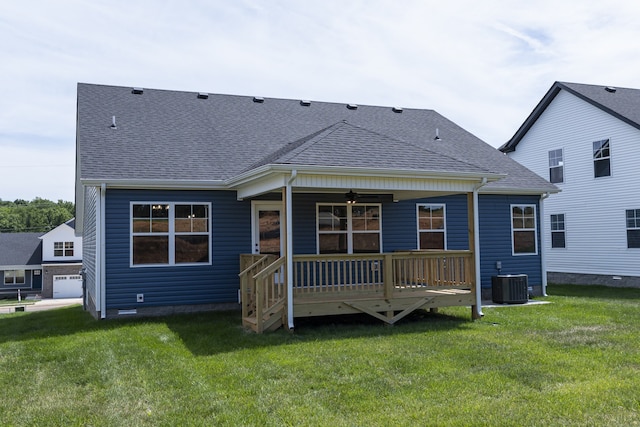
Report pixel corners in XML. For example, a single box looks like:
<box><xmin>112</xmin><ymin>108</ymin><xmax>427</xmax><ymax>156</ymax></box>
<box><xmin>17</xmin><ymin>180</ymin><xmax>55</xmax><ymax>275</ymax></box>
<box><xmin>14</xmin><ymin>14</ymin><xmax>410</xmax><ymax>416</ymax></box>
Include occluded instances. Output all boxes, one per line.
<box><xmin>0</xmin><ymin>198</ymin><xmax>75</xmax><ymax>233</ymax></box>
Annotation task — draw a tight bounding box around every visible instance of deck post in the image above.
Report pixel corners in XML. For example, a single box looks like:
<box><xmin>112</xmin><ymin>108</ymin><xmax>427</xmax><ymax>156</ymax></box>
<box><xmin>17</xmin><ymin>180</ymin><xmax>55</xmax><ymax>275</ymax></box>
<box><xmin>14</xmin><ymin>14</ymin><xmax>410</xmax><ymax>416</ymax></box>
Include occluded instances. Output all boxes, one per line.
<box><xmin>383</xmin><ymin>254</ymin><xmax>394</xmax><ymax>300</ymax></box>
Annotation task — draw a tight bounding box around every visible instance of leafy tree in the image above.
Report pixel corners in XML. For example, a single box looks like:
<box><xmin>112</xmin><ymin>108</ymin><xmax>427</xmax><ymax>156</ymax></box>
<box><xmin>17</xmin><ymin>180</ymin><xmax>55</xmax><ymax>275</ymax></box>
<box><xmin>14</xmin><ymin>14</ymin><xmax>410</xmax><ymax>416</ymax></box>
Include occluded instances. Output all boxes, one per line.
<box><xmin>0</xmin><ymin>198</ymin><xmax>75</xmax><ymax>233</ymax></box>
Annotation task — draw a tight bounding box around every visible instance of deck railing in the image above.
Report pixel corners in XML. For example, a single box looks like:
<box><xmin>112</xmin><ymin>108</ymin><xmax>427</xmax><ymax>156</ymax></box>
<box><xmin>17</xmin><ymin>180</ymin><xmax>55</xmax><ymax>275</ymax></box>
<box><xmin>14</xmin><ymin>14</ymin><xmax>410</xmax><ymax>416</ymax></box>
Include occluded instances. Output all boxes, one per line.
<box><xmin>291</xmin><ymin>251</ymin><xmax>473</xmax><ymax>298</ymax></box>
<box><xmin>239</xmin><ymin>254</ymin><xmax>287</xmax><ymax>332</ymax></box>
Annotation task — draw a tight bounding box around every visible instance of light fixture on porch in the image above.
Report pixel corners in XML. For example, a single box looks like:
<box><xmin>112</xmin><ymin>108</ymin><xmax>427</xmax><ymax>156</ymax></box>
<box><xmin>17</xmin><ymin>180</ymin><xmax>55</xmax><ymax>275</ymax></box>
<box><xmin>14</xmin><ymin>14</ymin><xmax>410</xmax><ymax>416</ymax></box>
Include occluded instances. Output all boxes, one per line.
<box><xmin>345</xmin><ymin>190</ymin><xmax>358</xmax><ymax>204</ymax></box>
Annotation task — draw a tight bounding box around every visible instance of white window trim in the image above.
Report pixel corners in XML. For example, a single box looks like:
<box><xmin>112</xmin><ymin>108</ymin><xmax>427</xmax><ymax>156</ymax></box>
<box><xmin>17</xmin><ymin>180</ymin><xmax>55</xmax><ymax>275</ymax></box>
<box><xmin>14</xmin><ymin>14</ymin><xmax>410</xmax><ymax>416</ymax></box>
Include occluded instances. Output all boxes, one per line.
<box><xmin>626</xmin><ymin>209</ymin><xmax>640</xmax><ymax>250</ymax></box>
<box><xmin>3</xmin><ymin>269</ymin><xmax>26</xmax><ymax>285</ymax></box>
<box><xmin>593</xmin><ymin>138</ymin><xmax>612</xmax><ymax>179</ymax></box>
<box><xmin>54</xmin><ymin>241</ymin><xmax>74</xmax><ymax>257</ymax></box>
<box><xmin>416</xmin><ymin>203</ymin><xmax>447</xmax><ymax>250</ymax></box>
<box><xmin>550</xmin><ymin>213</ymin><xmax>567</xmax><ymax>250</ymax></box>
<box><xmin>130</xmin><ymin>201</ymin><xmax>212</xmax><ymax>267</ymax></box>
<box><xmin>316</xmin><ymin>203</ymin><xmax>382</xmax><ymax>254</ymax></box>
<box><xmin>548</xmin><ymin>148</ymin><xmax>564</xmax><ymax>184</ymax></box>
<box><xmin>510</xmin><ymin>204</ymin><xmax>538</xmax><ymax>256</ymax></box>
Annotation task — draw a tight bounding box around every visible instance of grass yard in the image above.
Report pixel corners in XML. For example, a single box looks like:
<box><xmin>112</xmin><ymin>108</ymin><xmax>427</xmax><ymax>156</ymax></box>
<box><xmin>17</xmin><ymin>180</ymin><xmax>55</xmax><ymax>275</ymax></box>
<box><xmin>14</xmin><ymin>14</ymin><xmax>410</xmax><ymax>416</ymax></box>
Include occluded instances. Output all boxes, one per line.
<box><xmin>0</xmin><ymin>285</ymin><xmax>639</xmax><ymax>426</ymax></box>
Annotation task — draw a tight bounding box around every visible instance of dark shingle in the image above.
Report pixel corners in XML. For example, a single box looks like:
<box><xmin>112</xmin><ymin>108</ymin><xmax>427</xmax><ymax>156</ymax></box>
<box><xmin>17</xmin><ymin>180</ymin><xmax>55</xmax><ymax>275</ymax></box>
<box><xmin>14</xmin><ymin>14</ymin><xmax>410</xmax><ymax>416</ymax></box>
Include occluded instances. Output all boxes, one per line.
<box><xmin>0</xmin><ymin>233</ymin><xmax>42</xmax><ymax>266</ymax></box>
<box><xmin>76</xmin><ymin>83</ymin><xmax>556</xmax><ymax>193</ymax></box>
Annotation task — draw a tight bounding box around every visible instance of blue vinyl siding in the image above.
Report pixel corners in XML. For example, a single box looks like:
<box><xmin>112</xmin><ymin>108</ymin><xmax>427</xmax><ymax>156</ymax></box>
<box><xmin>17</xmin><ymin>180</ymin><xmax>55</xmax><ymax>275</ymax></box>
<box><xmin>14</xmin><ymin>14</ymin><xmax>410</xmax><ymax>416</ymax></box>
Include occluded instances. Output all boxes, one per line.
<box><xmin>383</xmin><ymin>195</ymin><xmax>470</xmax><ymax>251</ymax></box>
<box><xmin>103</xmin><ymin>189</ymin><xmax>542</xmax><ymax>310</ymax></box>
<box><xmin>104</xmin><ymin>189</ymin><xmax>251</xmax><ymax>309</ymax></box>
<box><xmin>478</xmin><ymin>195</ymin><xmax>542</xmax><ymax>289</ymax></box>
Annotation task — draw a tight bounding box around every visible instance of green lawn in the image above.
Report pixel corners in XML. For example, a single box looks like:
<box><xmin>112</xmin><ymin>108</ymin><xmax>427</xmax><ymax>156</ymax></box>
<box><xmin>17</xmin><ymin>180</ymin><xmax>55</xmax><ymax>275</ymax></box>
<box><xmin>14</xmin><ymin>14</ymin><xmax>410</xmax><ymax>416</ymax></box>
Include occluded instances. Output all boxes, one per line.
<box><xmin>1</xmin><ymin>285</ymin><xmax>639</xmax><ymax>426</ymax></box>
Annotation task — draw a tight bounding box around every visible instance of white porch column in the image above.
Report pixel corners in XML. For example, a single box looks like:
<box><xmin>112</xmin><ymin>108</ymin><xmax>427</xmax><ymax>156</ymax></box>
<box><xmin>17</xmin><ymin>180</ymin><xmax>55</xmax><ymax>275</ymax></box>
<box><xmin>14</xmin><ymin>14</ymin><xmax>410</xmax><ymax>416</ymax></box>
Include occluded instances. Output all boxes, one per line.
<box><xmin>285</xmin><ymin>170</ymin><xmax>297</xmax><ymax>330</ymax></box>
<box><xmin>473</xmin><ymin>179</ymin><xmax>486</xmax><ymax>318</ymax></box>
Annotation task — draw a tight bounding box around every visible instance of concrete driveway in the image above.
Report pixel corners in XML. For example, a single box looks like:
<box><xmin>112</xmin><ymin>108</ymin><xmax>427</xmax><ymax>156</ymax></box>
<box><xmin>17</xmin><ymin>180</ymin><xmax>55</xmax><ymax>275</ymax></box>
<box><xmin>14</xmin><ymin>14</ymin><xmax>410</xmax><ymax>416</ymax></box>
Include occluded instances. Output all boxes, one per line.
<box><xmin>0</xmin><ymin>298</ymin><xmax>82</xmax><ymax>314</ymax></box>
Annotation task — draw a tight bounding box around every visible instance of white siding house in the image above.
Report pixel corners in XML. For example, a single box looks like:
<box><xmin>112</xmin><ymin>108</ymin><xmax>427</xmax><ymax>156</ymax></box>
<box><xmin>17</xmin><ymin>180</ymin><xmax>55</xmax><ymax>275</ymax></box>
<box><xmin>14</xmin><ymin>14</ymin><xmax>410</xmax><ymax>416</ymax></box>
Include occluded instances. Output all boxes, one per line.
<box><xmin>39</xmin><ymin>218</ymin><xmax>83</xmax><ymax>298</ymax></box>
<box><xmin>501</xmin><ymin>82</ymin><xmax>640</xmax><ymax>287</ymax></box>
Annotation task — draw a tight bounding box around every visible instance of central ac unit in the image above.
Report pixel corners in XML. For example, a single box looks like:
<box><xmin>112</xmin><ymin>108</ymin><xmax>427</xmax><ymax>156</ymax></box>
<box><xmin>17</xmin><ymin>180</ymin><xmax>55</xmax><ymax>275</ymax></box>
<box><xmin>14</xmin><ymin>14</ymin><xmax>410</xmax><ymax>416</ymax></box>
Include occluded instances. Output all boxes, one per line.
<box><xmin>491</xmin><ymin>274</ymin><xmax>528</xmax><ymax>304</ymax></box>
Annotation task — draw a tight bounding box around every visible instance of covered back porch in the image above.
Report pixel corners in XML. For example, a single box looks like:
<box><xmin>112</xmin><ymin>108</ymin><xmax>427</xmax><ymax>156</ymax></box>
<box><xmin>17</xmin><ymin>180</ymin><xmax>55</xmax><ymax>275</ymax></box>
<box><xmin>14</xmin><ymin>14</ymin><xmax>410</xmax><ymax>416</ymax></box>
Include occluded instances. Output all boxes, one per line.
<box><xmin>232</xmin><ymin>164</ymin><xmax>502</xmax><ymax>332</ymax></box>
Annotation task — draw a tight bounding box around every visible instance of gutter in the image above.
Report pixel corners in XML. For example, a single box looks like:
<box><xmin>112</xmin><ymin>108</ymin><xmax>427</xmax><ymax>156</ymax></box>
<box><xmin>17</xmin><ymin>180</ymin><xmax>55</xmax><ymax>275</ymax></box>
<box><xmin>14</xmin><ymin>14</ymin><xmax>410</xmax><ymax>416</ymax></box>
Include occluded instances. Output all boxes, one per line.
<box><xmin>539</xmin><ymin>192</ymin><xmax>550</xmax><ymax>296</ymax></box>
<box><xmin>473</xmin><ymin>177</ymin><xmax>487</xmax><ymax>318</ymax></box>
<box><xmin>285</xmin><ymin>170</ymin><xmax>297</xmax><ymax>331</ymax></box>
<box><xmin>99</xmin><ymin>183</ymin><xmax>106</xmax><ymax>319</ymax></box>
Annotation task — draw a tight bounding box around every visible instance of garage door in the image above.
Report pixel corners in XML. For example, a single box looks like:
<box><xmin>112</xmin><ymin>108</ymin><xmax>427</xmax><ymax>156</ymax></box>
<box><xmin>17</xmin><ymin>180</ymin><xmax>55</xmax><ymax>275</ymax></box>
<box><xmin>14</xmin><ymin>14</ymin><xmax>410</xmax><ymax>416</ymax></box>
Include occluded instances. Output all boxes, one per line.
<box><xmin>53</xmin><ymin>275</ymin><xmax>83</xmax><ymax>298</ymax></box>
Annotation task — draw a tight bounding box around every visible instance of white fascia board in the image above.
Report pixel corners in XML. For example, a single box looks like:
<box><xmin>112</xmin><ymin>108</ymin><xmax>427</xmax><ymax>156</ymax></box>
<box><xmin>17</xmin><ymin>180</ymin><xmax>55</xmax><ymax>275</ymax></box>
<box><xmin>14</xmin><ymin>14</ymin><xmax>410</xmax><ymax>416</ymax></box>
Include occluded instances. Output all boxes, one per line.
<box><xmin>228</xmin><ymin>164</ymin><xmax>505</xmax><ymax>186</ymax></box>
<box><xmin>0</xmin><ymin>264</ymin><xmax>39</xmax><ymax>270</ymax></box>
<box><xmin>79</xmin><ymin>179</ymin><xmax>227</xmax><ymax>190</ymax></box>
<box><xmin>479</xmin><ymin>187</ymin><xmax>561</xmax><ymax>195</ymax></box>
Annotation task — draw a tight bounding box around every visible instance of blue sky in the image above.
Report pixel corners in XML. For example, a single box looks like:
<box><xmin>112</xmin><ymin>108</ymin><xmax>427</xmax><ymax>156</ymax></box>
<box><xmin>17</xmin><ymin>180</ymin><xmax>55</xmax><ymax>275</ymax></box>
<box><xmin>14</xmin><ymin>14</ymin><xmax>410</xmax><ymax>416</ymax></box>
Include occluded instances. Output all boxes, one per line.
<box><xmin>2</xmin><ymin>0</ymin><xmax>640</xmax><ymax>202</ymax></box>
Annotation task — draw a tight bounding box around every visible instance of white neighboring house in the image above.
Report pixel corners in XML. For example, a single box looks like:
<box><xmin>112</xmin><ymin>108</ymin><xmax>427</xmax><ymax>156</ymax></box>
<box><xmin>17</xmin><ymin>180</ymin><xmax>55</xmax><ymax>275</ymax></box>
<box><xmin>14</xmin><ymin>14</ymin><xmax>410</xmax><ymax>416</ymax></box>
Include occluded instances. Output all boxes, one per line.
<box><xmin>39</xmin><ymin>218</ymin><xmax>84</xmax><ymax>298</ymax></box>
<box><xmin>500</xmin><ymin>81</ymin><xmax>640</xmax><ymax>287</ymax></box>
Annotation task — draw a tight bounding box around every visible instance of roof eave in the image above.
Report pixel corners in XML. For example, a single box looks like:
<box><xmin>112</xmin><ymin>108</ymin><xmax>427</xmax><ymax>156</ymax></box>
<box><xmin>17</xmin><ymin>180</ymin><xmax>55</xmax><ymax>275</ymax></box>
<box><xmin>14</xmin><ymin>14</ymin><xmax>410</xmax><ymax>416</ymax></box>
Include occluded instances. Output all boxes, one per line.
<box><xmin>227</xmin><ymin>163</ymin><xmax>506</xmax><ymax>187</ymax></box>
<box><xmin>500</xmin><ymin>82</ymin><xmax>564</xmax><ymax>153</ymax></box>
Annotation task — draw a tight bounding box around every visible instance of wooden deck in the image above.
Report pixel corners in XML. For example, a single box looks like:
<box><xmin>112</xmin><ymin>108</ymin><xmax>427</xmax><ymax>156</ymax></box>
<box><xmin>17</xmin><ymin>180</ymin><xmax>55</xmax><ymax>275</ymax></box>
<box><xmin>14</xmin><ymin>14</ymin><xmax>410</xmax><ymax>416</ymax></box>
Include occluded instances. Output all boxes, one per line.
<box><xmin>239</xmin><ymin>251</ymin><xmax>477</xmax><ymax>333</ymax></box>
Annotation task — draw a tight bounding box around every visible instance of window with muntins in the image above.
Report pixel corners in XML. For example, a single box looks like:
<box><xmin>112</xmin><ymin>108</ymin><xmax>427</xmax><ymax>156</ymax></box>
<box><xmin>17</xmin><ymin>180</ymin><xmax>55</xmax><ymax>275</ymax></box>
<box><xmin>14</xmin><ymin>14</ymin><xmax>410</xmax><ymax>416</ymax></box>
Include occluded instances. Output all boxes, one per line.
<box><xmin>626</xmin><ymin>209</ymin><xmax>640</xmax><ymax>249</ymax></box>
<box><xmin>417</xmin><ymin>204</ymin><xmax>446</xmax><ymax>249</ymax></box>
<box><xmin>131</xmin><ymin>203</ymin><xmax>211</xmax><ymax>266</ymax></box>
<box><xmin>511</xmin><ymin>205</ymin><xmax>537</xmax><ymax>255</ymax></box>
<box><xmin>548</xmin><ymin>149</ymin><xmax>564</xmax><ymax>183</ymax></box>
<box><xmin>593</xmin><ymin>139</ymin><xmax>611</xmax><ymax>178</ymax></box>
<box><xmin>4</xmin><ymin>270</ymin><xmax>25</xmax><ymax>285</ymax></box>
<box><xmin>317</xmin><ymin>204</ymin><xmax>381</xmax><ymax>254</ymax></box>
<box><xmin>550</xmin><ymin>214</ymin><xmax>566</xmax><ymax>248</ymax></box>
<box><xmin>54</xmin><ymin>241</ymin><xmax>74</xmax><ymax>257</ymax></box>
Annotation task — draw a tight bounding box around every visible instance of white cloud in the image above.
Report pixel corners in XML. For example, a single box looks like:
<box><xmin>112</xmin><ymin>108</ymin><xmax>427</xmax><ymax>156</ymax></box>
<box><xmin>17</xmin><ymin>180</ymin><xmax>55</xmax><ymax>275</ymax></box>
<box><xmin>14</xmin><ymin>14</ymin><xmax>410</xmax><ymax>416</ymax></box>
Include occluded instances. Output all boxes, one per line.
<box><xmin>2</xmin><ymin>0</ymin><xmax>640</xmax><ymax>200</ymax></box>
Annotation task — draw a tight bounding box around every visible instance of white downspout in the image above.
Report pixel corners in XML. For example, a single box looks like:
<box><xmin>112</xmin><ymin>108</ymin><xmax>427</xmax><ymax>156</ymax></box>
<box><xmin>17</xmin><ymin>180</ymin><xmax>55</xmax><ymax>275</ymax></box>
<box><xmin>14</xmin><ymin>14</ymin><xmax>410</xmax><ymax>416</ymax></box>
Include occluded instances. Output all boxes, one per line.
<box><xmin>473</xmin><ymin>177</ymin><xmax>487</xmax><ymax>318</ymax></box>
<box><xmin>539</xmin><ymin>192</ymin><xmax>550</xmax><ymax>296</ymax></box>
<box><xmin>100</xmin><ymin>183</ymin><xmax>107</xmax><ymax>319</ymax></box>
<box><xmin>286</xmin><ymin>170</ymin><xmax>297</xmax><ymax>330</ymax></box>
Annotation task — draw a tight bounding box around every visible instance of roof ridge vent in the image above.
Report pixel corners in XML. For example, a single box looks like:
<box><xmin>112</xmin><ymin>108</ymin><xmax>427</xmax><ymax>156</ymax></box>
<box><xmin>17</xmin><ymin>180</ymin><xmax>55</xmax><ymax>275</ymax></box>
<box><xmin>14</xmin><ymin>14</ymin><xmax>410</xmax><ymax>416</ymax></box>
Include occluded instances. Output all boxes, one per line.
<box><xmin>300</xmin><ymin>100</ymin><xmax>311</xmax><ymax>106</ymax></box>
<box><xmin>197</xmin><ymin>92</ymin><xmax>209</xmax><ymax>99</ymax></box>
<box><xmin>346</xmin><ymin>104</ymin><xmax>358</xmax><ymax>110</ymax></box>
<box><xmin>131</xmin><ymin>87</ymin><xmax>144</xmax><ymax>95</ymax></box>
<box><xmin>604</xmin><ymin>86</ymin><xmax>617</xmax><ymax>93</ymax></box>
<box><xmin>253</xmin><ymin>96</ymin><xmax>265</xmax><ymax>103</ymax></box>
<box><xmin>392</xmin><ymin>107</ymin><xmax>403</xmax><ymax>113</ymax></box>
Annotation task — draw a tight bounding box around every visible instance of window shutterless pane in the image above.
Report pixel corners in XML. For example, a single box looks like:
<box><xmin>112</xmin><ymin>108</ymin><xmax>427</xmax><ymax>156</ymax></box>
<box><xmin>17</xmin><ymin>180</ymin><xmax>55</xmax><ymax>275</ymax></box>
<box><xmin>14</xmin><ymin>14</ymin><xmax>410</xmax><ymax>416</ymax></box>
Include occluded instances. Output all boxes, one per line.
<box><xmin>352</xmin><ymin>233</ymin><xmax>380</xmax><ymax>253</ymax></box>
<box><xmin>15</xmin><ymin>270</ymin><xmax>25</xmax><ymax>284</ymax></box>
<box><xmin>151</xmin><ymin>218</ymin><xmax>169</xmax><ymax>233</ymax></box>
<box><xmin>175</xmin><ymin>235</ymin><xmax>209</xmax><ymax>263</ymax></box>
<box><xmin>420</xmin><ymin>232</ymin><xmax>445</xmax><ymax>250</ymax></box>
<box><xmin>513</xmin><ymin>231</ymin><xmax>536</xmax><ymax>253</ymax></box>
<box><xmin>319</xmin><ymin>233</ymin><xmax>347</xmax><ymax>254</ymax></box>
<box><xmin>133</xmin><ymin>236</ymin><xmax>169</xmax><ymax>264</ymax></box>
<box><xmin>594</xmin><ymin>159</ymin><xmax>610</xmax><ymax>178</ymax></box>
<box><xmin>551</xmin><ymin>232</ymin><xmax>565</xmax><ymax>248</ymax></box>
<box><xmin>549</xmin><ymin>167</ymin><xmax>563</xmax><ymax>183</ymax></box>
<box><xmin>627</xmin><ymin>230</ymin><xmax>640</xmax><ymax>249</ymax></box>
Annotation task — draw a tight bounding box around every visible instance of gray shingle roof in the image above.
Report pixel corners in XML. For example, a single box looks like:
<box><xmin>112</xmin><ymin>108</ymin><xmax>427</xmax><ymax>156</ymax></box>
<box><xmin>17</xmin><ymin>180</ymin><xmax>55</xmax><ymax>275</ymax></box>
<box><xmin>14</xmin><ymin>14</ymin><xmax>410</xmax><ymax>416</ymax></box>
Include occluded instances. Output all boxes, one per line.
<box><xmin>0</xmin><ymin>233</ymin><xmax>42</xmax><ymax>267</ymax></box>
<box><xmin>501</xmin><ymin>81</ymin><xmax>640</xmax><ymax>153</ymax></box>
<box><xmin>76</xmin><ymin>83</ymin><xmax>556</xmax><ymax>193</ymax></box>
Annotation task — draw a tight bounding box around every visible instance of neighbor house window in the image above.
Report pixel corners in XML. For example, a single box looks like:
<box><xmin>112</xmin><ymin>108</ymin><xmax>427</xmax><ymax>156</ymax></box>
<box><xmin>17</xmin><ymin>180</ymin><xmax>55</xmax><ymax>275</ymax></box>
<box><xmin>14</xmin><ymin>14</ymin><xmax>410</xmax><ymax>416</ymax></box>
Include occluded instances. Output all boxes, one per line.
<box><xmin>626</xmin><ymin>209</ymin><xmax>640</xmax><ymax>249</ymax></box>
<box><xmin>548</xmin><ymin>149</ymin><xmax>564</xmax><ymax>183</ymax></box>
<box><xmin>593</xmin><ymin>139</ymin><xmax>611</xmax><ymax>178</ymax></box>
<box><xmin>317</xmin><ymin>204</ymin><xmax>381</xmax><ymax>254</ymax></box>
<box><xmin>511</xmin><ymin>205</ymin><xmax>537</xmax><ymax>255</ymax></box>
<box><xmin>131</xmin><ymin>202</ymin><xmax>211</xmax><ymax>266</ymax></box>
<box><xmin>550</xmin><ymin>214</ymin><xmax>566</xmax><ymax>248</ymax></box>
<box><xmin>417</xmin><ymin>204</ymin><xmax>446</xmax><ymax>249</ymax></box>
<box><xmin>4</xmin><ymin>270</ymin><xmax>25</xmax><ymax>285</ymax></box>
<box><xmin>54</xmin><ymin>241</ymin><xmax>74</xmax><ymax>257</ymax></box>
